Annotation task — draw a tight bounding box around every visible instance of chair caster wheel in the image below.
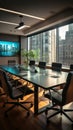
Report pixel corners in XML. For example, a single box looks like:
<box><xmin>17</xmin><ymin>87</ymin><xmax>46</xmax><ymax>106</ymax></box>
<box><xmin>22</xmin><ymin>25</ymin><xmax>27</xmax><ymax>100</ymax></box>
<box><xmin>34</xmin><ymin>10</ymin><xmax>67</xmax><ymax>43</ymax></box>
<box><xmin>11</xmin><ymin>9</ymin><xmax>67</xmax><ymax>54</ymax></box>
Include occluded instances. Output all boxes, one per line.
<box><xmin>5</xmin><ymin>113</ymin><xmax>8</xmax><ymax>117</ymax></box>
<box><xmin>3</xmin><ymin>104</ymin><xmax>5</xmax><ymax>107</ymax></box>
<box><xmin>45</xmin><ymin>110</ymin><xmax>48</xmax><ymax>115</ymax></box>
<box><xmin>27</xmin><ymin>111</ymin><xmax>30</xmax><ymax>116</ymax></box>
<box><xmin>31</xmin><ymin>103</ymin><xmax>33</xmax><ymax>107</ymax></box>
<box><xmin>46</xmin><ymin>118</ymin><xmax>49</xmax><ymax>123</ymax></box>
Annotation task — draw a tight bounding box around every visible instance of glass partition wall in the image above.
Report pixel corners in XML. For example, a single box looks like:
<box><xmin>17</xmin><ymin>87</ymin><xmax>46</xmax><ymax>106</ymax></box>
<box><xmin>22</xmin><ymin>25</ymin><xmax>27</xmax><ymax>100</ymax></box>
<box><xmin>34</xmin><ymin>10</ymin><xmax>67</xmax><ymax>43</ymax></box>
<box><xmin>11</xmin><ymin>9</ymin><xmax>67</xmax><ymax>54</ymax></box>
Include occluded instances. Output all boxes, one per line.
<box><xmin>28</xmin><ymin>23</ymin><xmax>73</xmax><ymax>68</ymax></box>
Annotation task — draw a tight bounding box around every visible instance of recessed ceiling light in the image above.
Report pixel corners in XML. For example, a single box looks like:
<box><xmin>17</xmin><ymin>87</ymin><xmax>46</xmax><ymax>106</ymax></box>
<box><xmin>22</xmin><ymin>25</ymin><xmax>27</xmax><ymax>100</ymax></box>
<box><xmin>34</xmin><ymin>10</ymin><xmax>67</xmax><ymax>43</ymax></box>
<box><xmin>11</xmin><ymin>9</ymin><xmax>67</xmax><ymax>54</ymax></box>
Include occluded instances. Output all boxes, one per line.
<box><xmin>0</xmin><ymin>20</ymin><xmax>30</xmax><ymax>29</ymax></box>
<box><xmin>0</xmin><ymin>20</ymin><xmax>18</xmax><ymax>25</ymax></box>
<box><xmin>0</xmin><ymin>8</ymin><xmax>45</xmax><ymax>20</ymax></box>
<box><xmin>17</xmin><ymin>25</ymin><xmax>30</xmax><ymax>30</ymax></box>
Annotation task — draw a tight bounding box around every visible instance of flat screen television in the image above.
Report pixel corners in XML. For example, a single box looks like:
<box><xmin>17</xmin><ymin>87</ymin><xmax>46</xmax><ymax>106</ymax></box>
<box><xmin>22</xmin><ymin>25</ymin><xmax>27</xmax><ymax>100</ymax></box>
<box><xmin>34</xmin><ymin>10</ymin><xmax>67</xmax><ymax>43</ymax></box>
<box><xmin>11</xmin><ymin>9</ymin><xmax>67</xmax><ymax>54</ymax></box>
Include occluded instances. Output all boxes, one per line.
<box><xmin>0</xmin><ymin>41</ymin><xmax>20</xmax><ymax>56</ymax></box>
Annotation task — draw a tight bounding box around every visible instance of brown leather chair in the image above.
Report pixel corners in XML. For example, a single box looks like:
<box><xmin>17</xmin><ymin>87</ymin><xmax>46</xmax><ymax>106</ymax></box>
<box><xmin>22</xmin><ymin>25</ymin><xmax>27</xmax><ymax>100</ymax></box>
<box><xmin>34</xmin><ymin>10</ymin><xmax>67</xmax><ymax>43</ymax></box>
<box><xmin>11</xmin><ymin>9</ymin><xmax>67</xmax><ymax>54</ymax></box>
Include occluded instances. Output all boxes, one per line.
<box><xmin>52</xmin><ymin>62</ymin><xmax>62</xmax><ymax>71</ymax></box>
<box><xmin>70</xmin><ymin>64</ymin><xmax>73</xmax><ymax>71</ymax></box>
<box><xmin>29</xmin><ymin>60</ymin><xmax>35</xmax><ymax>66</ymax></box>
<box><xmin>8</xmin><ymin>60</ymin><xmax>16</xmax><ymax>66</ymax></box>
<box><xmin>44</xmin><ymin>72</ymin><xmax>73</xmax><ymax>124</ymax></box>
<box><xmin>38</xmin><ymin>61</ymin><xmax>46</xmax><ymax>69</ymax></box>
<box><xmin>0</xmin><ymin>69</ymin><xmax>33</xmax><ymax>117</ymax></box>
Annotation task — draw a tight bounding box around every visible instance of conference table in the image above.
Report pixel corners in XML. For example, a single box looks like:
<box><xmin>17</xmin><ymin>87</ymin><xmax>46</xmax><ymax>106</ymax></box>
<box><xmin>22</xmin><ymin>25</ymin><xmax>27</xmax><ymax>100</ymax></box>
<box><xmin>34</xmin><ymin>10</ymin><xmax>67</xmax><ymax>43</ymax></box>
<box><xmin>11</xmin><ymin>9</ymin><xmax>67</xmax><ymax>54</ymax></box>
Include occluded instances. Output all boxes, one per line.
<box><xmin>0</xmin><ymin>65</ymin><xmax>68</xmax><ymax>115</ymax></box>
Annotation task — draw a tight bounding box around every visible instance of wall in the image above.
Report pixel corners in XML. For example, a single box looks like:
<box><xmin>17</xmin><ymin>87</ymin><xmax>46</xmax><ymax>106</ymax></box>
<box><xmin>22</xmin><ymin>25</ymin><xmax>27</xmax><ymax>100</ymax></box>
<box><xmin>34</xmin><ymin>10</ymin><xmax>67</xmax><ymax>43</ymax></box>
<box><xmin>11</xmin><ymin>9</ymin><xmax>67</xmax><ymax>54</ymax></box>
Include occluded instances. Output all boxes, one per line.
<box><xmin>0</xmin><ymin>34</ymin><xmax>20</xmax><ymax>65</ymax></box>
<box><xmin>0</xmin><ymin>34</ymin><xmax>28</xmax><ymax>65</ymax></box>
<box><xmin>21</xmin><ymin>36</ymin><xmax>28</xmax><ymax>64</ymax></box>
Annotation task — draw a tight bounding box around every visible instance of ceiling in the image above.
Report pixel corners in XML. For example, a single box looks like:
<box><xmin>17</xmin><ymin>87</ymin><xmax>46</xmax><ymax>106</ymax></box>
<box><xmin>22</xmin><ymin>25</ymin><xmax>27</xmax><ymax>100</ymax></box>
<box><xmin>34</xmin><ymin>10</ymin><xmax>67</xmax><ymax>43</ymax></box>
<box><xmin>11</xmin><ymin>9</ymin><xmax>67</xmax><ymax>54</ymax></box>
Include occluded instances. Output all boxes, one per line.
<box><xmin>0</xmin><ymin>0</ymin><xmax>73</xmax><ymax>36</ymax></box>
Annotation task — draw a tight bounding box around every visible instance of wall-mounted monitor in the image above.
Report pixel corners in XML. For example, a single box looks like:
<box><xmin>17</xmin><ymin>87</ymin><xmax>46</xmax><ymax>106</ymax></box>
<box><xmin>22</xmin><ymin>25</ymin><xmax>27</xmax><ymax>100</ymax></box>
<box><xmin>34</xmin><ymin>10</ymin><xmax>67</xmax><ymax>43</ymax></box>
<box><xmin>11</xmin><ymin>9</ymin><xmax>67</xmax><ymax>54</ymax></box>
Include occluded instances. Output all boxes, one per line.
<box><xmin>0</xmin><ymin>41</ymin><xmax>20</xmax><ymax>57</ymax></box>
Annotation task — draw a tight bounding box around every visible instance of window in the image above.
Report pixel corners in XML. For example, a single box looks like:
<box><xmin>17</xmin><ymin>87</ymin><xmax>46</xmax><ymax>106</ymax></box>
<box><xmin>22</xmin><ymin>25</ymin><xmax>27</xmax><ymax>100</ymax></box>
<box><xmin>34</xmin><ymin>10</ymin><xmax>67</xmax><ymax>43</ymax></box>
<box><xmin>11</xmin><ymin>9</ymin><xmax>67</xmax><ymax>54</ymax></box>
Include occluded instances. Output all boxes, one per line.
<box><xmin>28</xmin><ymin>23</ymin><xmax>73</xmax><ymax>67</ymax></box>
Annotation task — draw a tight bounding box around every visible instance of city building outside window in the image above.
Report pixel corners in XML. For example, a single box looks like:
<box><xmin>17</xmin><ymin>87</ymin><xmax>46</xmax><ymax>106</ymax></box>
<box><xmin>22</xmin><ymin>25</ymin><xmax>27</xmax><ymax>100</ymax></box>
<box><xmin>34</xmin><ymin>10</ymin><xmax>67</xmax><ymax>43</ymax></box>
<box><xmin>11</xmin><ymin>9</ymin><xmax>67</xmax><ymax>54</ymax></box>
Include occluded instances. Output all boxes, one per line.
<box><xmin>28</xmin><ymin>23</ymin><xmax>73</xmax><ymax>68</ymax></box>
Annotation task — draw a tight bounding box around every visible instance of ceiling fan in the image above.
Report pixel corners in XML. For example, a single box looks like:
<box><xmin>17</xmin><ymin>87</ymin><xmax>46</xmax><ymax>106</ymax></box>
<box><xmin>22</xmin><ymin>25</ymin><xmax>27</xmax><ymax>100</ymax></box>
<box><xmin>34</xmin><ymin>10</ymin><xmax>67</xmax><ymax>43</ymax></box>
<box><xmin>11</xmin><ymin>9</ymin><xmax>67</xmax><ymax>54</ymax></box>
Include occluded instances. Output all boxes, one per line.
<box><xmin>15</xmin><ymin>15</ymin><xmax>25</xmax><ymax>30</ymax></box>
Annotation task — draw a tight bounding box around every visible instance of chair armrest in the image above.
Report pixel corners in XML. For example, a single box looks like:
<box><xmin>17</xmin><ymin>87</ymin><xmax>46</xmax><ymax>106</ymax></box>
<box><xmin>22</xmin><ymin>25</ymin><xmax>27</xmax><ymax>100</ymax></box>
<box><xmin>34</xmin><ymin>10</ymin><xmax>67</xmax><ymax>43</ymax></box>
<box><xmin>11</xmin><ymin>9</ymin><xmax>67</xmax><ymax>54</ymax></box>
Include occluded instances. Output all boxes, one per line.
<box><xmin>43</xmin><ymin>83</ymin><xmax>65</xmax><ymax>95</ymax></box>
<box><xmin>51</xmin><ymin>88</ymin><xmax>63</xmax><ymax>95</ymax></box>
<box><xmin>15</xmin><ymin>84</ymin><xmax>24</xmax><ymax>89</ymax></box>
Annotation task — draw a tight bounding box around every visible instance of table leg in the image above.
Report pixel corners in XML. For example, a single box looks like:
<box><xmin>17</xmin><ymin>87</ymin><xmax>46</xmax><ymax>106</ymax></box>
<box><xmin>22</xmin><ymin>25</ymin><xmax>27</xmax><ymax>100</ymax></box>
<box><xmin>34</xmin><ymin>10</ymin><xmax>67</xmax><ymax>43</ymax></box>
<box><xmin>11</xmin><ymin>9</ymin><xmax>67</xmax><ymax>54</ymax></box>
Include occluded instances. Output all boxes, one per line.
<box><xmin>34</xmin><ymin>85</ymin><xmax>38</xmax><ymax>115</ymax></box>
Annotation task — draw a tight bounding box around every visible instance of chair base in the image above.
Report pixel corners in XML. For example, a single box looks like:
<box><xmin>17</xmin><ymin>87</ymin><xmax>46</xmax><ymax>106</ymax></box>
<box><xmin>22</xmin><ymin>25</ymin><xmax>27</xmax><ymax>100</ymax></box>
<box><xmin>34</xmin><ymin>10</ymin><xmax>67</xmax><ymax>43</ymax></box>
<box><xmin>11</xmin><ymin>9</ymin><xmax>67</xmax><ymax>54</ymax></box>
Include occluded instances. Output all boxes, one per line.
<box><xmin>4</xmin><ymin>101</ymin><xmax>33</xmax><ymax>116</ymax></box>
<box><xmin>0</xmin><ymin>92</ymin><xmax>6</xmax><ymax>96</ymax></box>
<box><xmin>45</xmin><ymin>106</ymin><xmax>73</xmax><ymax>123</ymax></box>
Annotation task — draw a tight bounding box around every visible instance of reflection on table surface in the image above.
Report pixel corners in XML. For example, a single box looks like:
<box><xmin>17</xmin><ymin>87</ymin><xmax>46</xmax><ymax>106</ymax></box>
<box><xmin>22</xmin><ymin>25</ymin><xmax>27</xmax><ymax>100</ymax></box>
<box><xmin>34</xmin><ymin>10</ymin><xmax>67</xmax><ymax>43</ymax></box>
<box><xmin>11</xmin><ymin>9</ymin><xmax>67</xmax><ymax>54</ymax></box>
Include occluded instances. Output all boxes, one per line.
<box><xmin>0</xmin><ymin>65</ymin><xmax>68</xmax><ymax>115</ymax></box>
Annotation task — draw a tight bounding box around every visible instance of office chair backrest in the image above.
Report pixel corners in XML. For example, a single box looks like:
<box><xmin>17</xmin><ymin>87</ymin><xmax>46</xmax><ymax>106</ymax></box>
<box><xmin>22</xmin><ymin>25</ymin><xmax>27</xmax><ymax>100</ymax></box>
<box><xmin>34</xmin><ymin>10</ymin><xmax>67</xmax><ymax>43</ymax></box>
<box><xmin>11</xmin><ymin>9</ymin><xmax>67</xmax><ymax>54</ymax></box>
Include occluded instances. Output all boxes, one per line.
<box><xmin>29</xmin><ymin>60</ymin><xmax>35</xmax><ymax>66</ymax></box>
<box><xmin>8</xmin><ymin>60</ymin><xmax>16</xmax><ymax>66</ymax></box>
<box><xmin>0</xmin><ymin>69</ymin><xmax>9</xmax><ymax>95</ymax></box>
<box><xmin>52</xmin><ymin>62</ymin><xmax>62</xmax><ymax>71</ymax></box>
<box><xmin>70</xmin><ymin>64</ymin><xmax>73</xmax><ymax>71</ymax></box>
<box><xmin>0</xmin><ymin>69</ymin><xmax>19</xmax><ymax>99</ymax></box>
<box><xmin>0</xmin><ymin>81</ymin><xmax>1</xmax><ymax>86</ymax></box>
<box><xmin>62</xmin><ymin>72</ymin><xmax>73</xmax><ymax>105</ymax></box>
<box><xmin>38</xmin><ymin>61</ymin><xmax>46</xmax><ymax>69</ymax></box>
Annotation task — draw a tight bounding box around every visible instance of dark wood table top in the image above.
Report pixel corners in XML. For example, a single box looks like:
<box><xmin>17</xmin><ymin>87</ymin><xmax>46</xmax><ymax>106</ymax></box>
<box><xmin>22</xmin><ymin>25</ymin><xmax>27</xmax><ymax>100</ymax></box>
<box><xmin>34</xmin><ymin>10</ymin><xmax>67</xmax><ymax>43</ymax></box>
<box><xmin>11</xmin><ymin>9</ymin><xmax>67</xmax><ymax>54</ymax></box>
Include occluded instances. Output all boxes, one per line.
<box><xmin>0</xmin><ymin>65</ymin><xmax>68</xmax><ymax>90</ymax></box>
